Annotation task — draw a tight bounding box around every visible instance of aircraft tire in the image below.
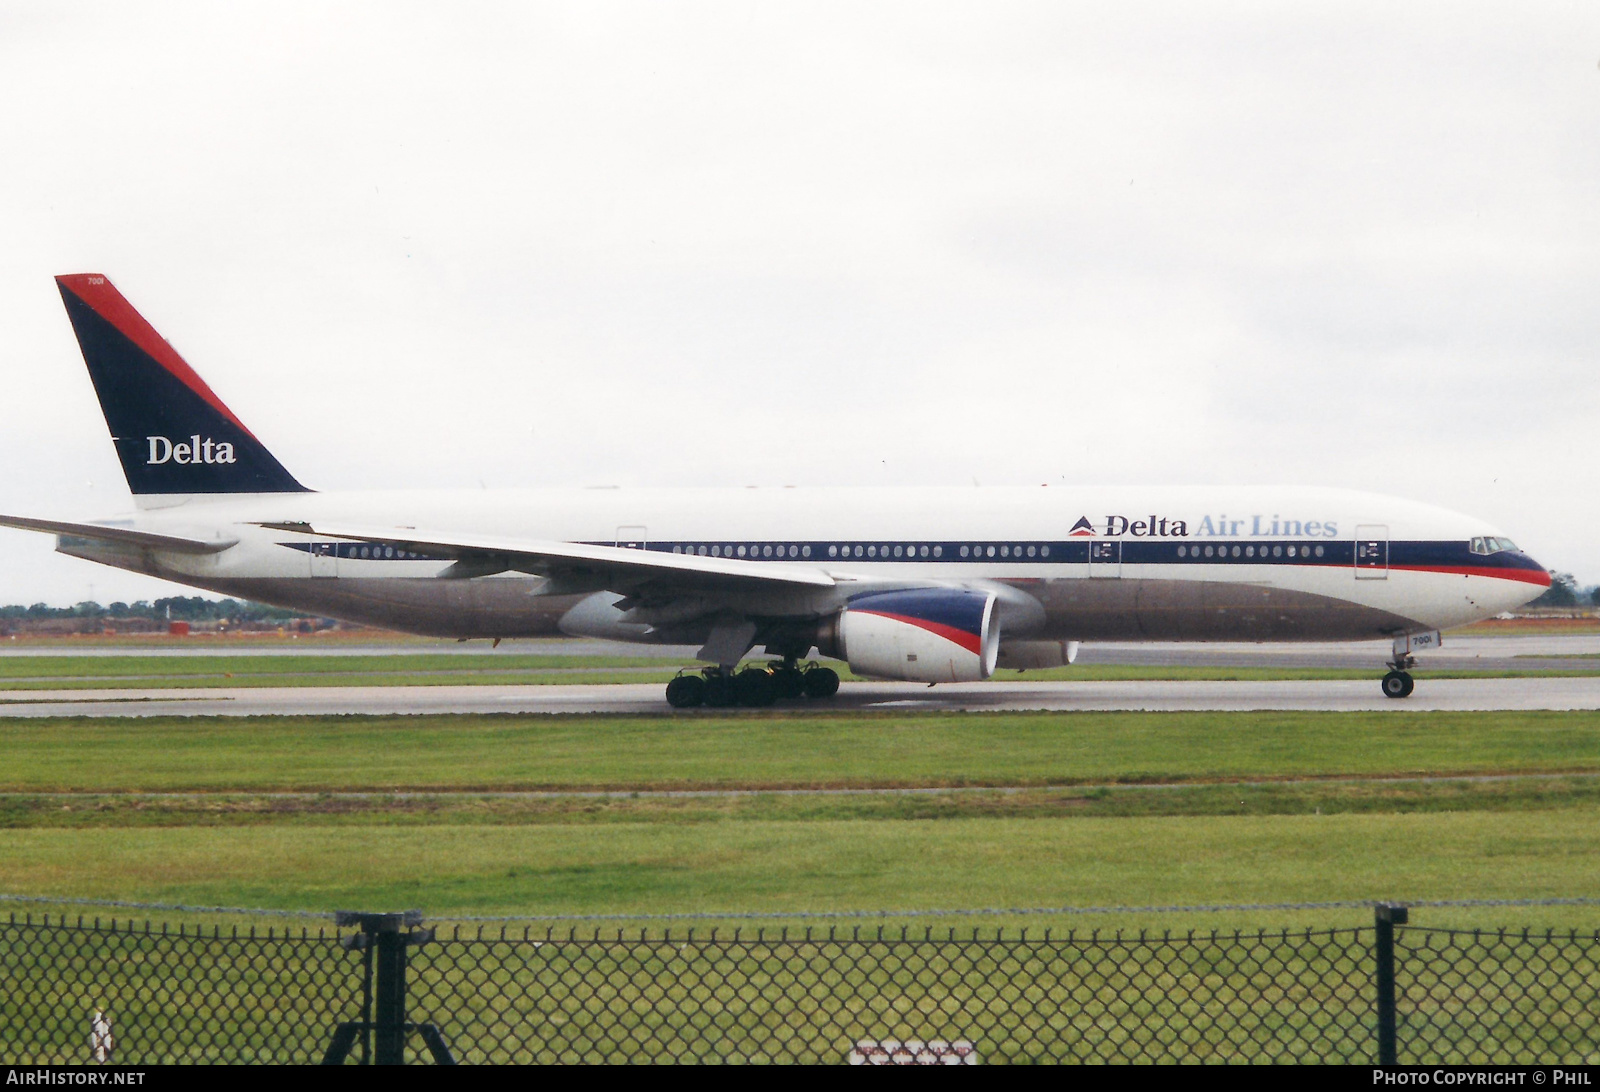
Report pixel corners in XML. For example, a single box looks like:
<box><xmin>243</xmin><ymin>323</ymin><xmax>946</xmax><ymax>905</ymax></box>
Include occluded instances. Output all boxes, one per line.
<box><xmin>734</xmin><ymin>669</ymin><xmax>777</xmax><ymax>707</ymax></box>
<box><xmin>704</xmin><ymin>673</ymin><xmax>738</xmax><ymax>708</ymax></box>
<box><xmin>666</xmin><ymin>674</ymin><xmax>706</xmax><ymax>708</ymax></box>
<box><xmin>803</xmin><ymin>667</ymin><xmax>841</xmax><ymax>698</ymax></box>
<box><xmin>1381</xmin><ymin>670</ymin><xmax>1412</xmax><ymax>699</ymax></box>
<box><xmin>770</xmin><ymin>666</ymin><xmax>805</xmax><ymax>700</ymax></box>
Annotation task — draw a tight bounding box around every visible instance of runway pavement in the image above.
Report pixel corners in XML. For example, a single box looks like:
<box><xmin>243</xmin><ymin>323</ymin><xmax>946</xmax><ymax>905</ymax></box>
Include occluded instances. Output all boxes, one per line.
<box><xmin>6</xmin><ymin>675</ymin><xmax>1600</xmax><ymax>716</ymax></box>
<box><xmin>3</xmin><ymin>633</ymin><xmax>1597</xmax><ymax>716</ymax></box>
<box><xmin>4</xmin><ymin>633</ymin><xmax>1599</xmax><ymax>668</ymax></box>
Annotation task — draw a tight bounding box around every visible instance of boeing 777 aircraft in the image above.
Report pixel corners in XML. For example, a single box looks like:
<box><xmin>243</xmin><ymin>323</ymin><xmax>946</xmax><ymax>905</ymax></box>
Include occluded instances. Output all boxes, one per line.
<box><xmin>0</xmin><ymin>275</ymin><xmax>1552</xmax><ymax>706</ymax></box>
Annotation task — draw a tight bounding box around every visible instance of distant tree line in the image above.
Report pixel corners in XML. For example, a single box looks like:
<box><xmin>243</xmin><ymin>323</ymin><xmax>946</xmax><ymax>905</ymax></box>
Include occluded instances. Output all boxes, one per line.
<box><xmin>0</xmin><ymin>597</ymin><xmax>311</xmax><ymax>622</ymax></box>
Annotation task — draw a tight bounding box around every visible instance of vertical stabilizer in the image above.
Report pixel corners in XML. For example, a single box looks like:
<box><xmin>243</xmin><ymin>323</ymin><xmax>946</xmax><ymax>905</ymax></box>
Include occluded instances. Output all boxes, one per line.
<box><xmin>55</xmin><ymin>274</ymin><xmax>309</xmax><ymax>497</ymax></box>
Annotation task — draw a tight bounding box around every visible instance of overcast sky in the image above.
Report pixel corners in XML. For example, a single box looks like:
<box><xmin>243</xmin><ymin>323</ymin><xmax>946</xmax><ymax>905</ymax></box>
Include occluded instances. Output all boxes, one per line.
<box><xmin>2</xmin><ymin>1</ymin><xmax>1598</xmax><ymax>605</ymax></box>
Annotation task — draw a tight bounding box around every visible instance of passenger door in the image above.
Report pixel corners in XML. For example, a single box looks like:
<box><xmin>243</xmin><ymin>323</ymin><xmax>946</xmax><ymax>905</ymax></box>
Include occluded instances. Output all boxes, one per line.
<box><xmin>308</xmin><ymin>540</ymin><xmax>338</xmax><ymax>578</ymax></box>
<box><xmin>1354</xmin><ymin>525</ymin><xmax>1388</xmax><ymax>580</ymax></box>
<box><xmin>1089</xmin><ymin>540</ymin><xmax>1122</xmax><ymax>578</ymax></box>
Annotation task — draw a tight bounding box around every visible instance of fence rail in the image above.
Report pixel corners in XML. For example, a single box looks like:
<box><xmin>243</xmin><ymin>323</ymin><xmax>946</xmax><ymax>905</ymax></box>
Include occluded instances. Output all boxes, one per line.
<box><xmin>2</xmin><ymin>908</ymin><xmax>1598</xmax><ymax>1064</ymax></box>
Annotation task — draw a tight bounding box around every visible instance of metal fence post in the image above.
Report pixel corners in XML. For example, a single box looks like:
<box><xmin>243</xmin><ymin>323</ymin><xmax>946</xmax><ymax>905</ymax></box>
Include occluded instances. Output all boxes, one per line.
<box><xmin>326</xmin><ymin>911</ymin><xmax>433</xmax><ymax>1065</ymax></box>
<box><xmin>1374</xmin><ymin>903</ymin><xmax>1409</xmax><ymax>1065</ymax></box>
<box><xmin>372</xmin><ymin>915</ymin><xmax>409</xmax><ymax>1065</ymax></box>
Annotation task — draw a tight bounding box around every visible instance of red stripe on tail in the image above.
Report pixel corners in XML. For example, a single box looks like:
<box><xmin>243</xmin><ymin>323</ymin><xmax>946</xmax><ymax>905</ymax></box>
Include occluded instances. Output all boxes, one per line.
<box><xmin>54</xmin><ymin>275</ymin><xmax>256</xmax><ymax>439</ymax></box>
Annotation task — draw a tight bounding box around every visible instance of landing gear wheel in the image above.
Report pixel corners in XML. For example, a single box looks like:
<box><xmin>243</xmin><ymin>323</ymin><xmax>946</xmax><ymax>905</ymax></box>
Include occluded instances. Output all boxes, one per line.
<box><xmin>770</xmin><ymin>664</ymin><xmax>805</xmax><ymax>700</ymax></box>
<box><xmin>802</xmin><ymin>666</ymin><xmax>840</xmax><ymax>698</ymax></box>
<box><xmin>665</xmin><ymin>674</ymin><xmax>706</xmax><ymax>708</ymax></box>
<box><xmin>703</xmin><ymin>672</ymin><xmax>737</xmax><ymax>708</ymax></box>
<box><xmin>734</xmin><ymin>668</ymin><xmax>777</xmax><ymax>707</ymax></box>
<box><xmin>1381</xmin><ymin>670</ymin><xmax>1414</xmax><ymax>699</ymax></box>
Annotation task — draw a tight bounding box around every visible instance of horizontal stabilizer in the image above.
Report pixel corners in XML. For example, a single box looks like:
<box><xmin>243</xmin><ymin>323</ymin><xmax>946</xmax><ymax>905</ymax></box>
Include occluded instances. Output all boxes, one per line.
<box><xmin>265</xmin><ymin>522</ymin><xmax>837</xmax><ymax>590</ymax></box>
<box><xmin>0</xmin><ymin>513</ymin><xmax>238</xmax><ymax>554</ymax></box>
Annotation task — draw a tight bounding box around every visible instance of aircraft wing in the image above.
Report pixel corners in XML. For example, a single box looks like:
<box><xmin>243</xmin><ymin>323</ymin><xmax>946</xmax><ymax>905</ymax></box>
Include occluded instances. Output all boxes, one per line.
<box><xmin>0</xmin><ymin>513</ymin><xmax>238</xmax><ymax>554</ymax></box>
<box><xmin>268</xmin><ymin>521</ymin><xmax>839</xmax><ymax>591</ymax></box>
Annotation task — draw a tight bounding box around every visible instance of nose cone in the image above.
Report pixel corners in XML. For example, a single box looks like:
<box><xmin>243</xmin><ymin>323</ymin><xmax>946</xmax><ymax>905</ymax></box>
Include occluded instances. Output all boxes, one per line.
<box><xmin>1517</xmin><ymin>549</ymin><xmax>1552</xmax><ymax>588</ymax></box>
<box><xmin>1490</xmin><ymin>548</ymin><xmax>1552</xmax><ymax>613</ymax></box>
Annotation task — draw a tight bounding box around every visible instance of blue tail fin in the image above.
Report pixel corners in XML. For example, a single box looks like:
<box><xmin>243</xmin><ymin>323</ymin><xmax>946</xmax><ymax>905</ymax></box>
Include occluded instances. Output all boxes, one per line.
<box><xmin>56</xmin><ymin>274</ymin><xmax>309</xmax><ymax>496</ymax></box>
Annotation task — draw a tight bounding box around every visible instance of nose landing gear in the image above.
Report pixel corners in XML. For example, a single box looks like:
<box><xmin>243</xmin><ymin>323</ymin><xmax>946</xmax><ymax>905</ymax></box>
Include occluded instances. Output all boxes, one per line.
<box><xmin>1381</xmin><ymin>669</ymin><xmax>1415</xmax><ymax>699</ymax></box>
<box><xmin>1379</xmin><ymin>631</ymin><xmax>1439</xmax><ymax>699</ymax></box>
<box><xmin>665</xmin><ymin>660</ymin><xmax>840</xmax><ymax>708</ymax></box>
<box><xmin>1380</xmin><ymin>645</ymin><xmax>1418</xmax><ymax>700</ymax></box>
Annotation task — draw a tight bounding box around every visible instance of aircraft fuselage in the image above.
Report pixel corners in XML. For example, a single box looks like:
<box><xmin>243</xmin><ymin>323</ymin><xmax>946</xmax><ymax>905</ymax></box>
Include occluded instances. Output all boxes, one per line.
<box><xmin>58</xmin><ymin>484</ymin><xmax>1547</xmax><ymax>645</ymax></box>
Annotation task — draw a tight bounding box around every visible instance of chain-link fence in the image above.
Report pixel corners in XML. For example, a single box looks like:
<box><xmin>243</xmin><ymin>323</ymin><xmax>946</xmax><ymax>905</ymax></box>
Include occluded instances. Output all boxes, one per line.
<box><xmin>1396</xmin><ymin>926</ymin><xmax>1600</xmax><ymax>1065</ymax></box>
<box><xmin>2</xmin><ymin>909</ymin><xmax>1598</xmax><ymax>1064</ymax></box>
<box><xmin>0</xmin><ymin>915</ymin><xmax>357</xmax><ymax>1064</ymax></box>
<box><xmin>402</xmin><ymin>922</ymin><xmax>1375</xmax><ymax>1063</ymax></box>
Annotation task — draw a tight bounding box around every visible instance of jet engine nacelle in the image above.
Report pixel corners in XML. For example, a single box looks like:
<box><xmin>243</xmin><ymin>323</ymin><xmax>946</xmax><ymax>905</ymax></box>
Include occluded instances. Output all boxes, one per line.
<box><xmin>834</xmin><ymin>588</ymin><xmax>1000</xmax><ymax>683</ymax></box>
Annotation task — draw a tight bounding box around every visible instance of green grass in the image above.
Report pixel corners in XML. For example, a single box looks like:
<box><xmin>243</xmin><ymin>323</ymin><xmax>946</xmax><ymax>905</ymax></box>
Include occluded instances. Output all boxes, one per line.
<box><xmin>991</xmin><ymin>666</ymin><xmax>1600</xmax><ymax>680</ymax></box>
<box><xmin>0</xmin><ymin>709</ymin><xmax>1596</xmax><ymax>932</ymax></box>
<box><xmin>5</xmin><ymin>707</ymin><xmax>1599</xmax><ymax>1064</ymax></box>
<box><xmin>7</xmin><ymin>774</ymin><xmax>1599</xmax><ymax>829</ymax></box>
<box><xmin>0</xmin><ymin>670</ymin><xmax>690</xmax><ymax>688</ymax></box>
<box><xmin>4</xmin><ymin>811</ymin><xmax>1600</xmax><ymax>932</ymax></box>
<box><xmin>0</xmin><ymin>653</ymin><xmax>695</xmax><ymax>689</ymax></box>
<box><xmin>0</xmin><ymin>653</ymin><xmax>686</xmax><ymax>675</ymax></box>
<box><xmin>1</xmin><ymin>710</ymin><xmax>1598</xmax><ymax>792</ymax></box>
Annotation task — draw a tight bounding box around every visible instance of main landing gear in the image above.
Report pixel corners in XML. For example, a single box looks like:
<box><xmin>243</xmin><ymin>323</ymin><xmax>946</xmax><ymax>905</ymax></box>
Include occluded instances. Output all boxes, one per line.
<box><xmin>665</xmin><ymin>660</ymin><xmax>840</xmax><ymax>709</ymax></box>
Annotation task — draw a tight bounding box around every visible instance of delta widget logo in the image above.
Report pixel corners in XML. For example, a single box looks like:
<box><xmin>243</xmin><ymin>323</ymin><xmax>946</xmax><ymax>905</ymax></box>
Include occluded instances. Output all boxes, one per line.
<box><xmin>1070</xmin><ymin>514</ymin><xmax>1192</xmax><ymax>538</ymax></box>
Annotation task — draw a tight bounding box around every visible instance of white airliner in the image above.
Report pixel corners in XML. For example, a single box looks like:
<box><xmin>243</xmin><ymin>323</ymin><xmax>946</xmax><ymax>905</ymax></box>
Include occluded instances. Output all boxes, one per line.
<box><xmin>0</xmin><ymin>275</ymin><xmax>1551</xmax><ymax>706</ymax></box>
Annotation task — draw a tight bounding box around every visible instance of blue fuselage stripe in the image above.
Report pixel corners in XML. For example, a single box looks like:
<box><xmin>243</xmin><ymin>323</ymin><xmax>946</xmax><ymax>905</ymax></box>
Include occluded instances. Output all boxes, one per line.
<box><xmin>621</xmin><ymin>539</ymin><xmax>1544</xmax><ymax>576</ymax></box>
<box><xmin>276</xmin><ymin>538</ymin><xmax>1546</xmax><ymax>580</ymax></box>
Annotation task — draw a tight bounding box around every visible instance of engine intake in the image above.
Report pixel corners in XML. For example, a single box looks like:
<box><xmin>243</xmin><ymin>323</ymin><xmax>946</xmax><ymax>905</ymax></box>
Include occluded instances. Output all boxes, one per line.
<box><xmin>833</xmin><ymin>588</ymin><xmax>999</xmax><ymax>683</ymax></box>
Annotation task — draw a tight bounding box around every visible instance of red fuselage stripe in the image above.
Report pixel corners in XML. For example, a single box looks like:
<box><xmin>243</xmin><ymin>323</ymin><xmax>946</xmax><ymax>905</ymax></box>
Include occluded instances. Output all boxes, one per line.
<box><xmin>1237</xmin><ymin>560</ymin><xmax>1547</xmax><ymax>586</ymax></box>
<box><xmin>1387</xmin><ymin>564</ymin><xmax>1551</xmax><ymax>586</ymax></box>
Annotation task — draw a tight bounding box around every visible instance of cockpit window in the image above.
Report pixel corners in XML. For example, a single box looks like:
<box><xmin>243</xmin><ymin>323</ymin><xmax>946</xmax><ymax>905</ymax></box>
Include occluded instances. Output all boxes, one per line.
<box><xmin>1470</xmin><ymin>537</ymin><xmax>1519</xmax><ymax>555</ymax></box>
